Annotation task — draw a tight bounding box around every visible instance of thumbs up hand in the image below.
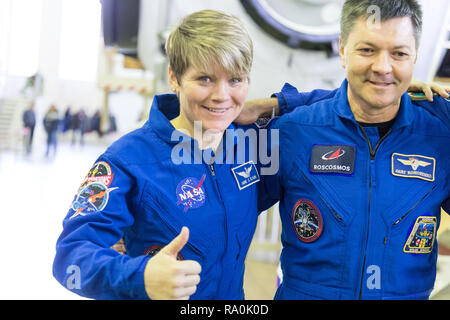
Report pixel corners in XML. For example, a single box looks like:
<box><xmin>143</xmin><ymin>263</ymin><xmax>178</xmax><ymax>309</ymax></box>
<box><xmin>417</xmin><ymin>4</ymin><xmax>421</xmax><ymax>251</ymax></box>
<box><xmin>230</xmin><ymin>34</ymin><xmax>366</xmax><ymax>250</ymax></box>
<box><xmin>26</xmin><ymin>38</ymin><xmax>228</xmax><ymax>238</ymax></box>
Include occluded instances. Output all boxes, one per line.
<box><xmin>143</xmin><ymin>227</ymin><xmax>202</xmax><ymax>300</ymax></box>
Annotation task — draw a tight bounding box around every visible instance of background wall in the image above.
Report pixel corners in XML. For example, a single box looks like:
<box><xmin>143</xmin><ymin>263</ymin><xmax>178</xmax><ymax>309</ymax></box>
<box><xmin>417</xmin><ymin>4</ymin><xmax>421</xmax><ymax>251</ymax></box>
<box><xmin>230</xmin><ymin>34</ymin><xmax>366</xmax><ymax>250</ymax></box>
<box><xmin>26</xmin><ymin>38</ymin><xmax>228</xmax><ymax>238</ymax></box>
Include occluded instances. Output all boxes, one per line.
<box><xmin>138</xmin><ymin>0</ymin><xmax>449</xmax><ymax>102</ymax></box>
<box><xmin>1</xmin><ymin>0</ymin><xmax>448</xmax><ymax>134</ymax></box>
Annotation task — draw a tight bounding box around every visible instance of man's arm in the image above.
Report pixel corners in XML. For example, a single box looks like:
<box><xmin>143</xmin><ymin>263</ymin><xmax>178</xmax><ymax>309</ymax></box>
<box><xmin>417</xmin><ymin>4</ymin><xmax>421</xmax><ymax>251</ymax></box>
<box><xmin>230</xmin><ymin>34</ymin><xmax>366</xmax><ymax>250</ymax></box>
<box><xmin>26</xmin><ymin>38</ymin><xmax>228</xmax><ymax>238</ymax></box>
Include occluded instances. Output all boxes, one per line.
<box><xmin>237</xmin><ymin>84</ymin><xmax>336</xmax><ymax>125</ymax></box>
<box><xmin>236</xmin><ymin>80</ymin><xmax>450</xmax><ymax>125</ymax></box>
<box><xmin>414</xmin><ymin>97</ymin><xmax>450</xmax><ymax>129</ymax></box>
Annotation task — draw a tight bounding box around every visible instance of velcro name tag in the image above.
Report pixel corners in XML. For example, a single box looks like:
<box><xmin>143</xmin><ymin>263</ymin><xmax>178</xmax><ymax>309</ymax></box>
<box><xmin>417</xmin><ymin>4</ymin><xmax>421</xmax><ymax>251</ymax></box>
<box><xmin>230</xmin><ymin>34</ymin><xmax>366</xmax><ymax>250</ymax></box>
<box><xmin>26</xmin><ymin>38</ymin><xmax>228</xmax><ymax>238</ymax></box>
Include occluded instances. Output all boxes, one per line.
<box><xmin>231</xmin><ymin>161</ymin><xmax>260</xmax><ymax>190</ymax></box>
<box><xmin>392</xmin><ymin>153</ymin><xmax>435</xmax><ymax>182</ymax></box>
<box><xmin>310</xmin><ymin>145</ymin><xmax>356</xmax><ymax>175</ymax></box>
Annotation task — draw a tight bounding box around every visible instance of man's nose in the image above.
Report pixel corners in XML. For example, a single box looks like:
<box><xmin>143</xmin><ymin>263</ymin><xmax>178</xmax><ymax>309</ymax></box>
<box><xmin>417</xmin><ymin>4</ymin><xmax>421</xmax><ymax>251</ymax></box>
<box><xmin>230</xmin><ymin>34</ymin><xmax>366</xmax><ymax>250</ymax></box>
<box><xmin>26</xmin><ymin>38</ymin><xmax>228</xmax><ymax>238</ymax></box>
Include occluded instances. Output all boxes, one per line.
<box><xmin>372</xmin><ymin>51</ymin><xmax>393</xmax><ymax>75</ymax></box>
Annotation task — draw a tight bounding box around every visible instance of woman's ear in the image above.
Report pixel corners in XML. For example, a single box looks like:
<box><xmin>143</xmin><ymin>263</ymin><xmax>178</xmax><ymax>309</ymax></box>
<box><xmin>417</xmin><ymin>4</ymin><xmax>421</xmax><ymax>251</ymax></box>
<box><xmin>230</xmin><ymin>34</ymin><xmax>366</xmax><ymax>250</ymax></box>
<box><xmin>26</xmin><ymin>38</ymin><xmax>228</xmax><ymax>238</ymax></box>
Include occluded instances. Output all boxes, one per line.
<box><xmin>168</xmin><ymin>66</ymin><xmax>179</xmax><ymax>94</ymax></box>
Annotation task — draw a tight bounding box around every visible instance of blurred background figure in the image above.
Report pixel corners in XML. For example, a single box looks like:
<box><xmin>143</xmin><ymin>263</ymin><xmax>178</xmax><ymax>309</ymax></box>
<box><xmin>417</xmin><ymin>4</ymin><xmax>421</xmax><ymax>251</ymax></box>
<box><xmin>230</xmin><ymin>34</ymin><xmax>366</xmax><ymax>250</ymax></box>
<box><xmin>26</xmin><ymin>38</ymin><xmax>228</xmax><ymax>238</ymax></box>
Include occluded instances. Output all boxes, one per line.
<box><xmin>62</xmin><ymin>105</ymin><xmax>72</xmax><ymax>134</ymax></box>
<box><xmin>43</xmin><ymin>104</ymin><xmax>60</xmax><ymax>157</ymax></box>
<box><xmin>107</xmin><ymin>112</ymin><xmax>117</xmax><ymax>134</ymax></box>
<box><xmin>71</xmin><ymin>108</ymin><xmax>88</xmax><ymax>146</ymax></box>
<box><xmin>22</xmin><ymin>102</ymin><xmax>36</xmax><ymax>155</ymax></box>
<box><xmin>90</xmin><ymin>110</ymin><xmax>102</xmax><ymax>138</ymax></box>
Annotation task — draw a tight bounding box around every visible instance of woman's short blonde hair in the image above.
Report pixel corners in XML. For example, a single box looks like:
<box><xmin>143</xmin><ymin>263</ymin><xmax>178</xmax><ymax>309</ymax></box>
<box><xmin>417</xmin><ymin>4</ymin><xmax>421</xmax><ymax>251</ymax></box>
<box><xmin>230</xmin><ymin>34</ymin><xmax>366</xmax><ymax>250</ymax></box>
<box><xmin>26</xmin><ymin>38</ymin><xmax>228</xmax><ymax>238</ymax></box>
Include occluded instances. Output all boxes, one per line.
<box><xmin>165</xmin><ymin>10</ymin><xmax>253</xmax><ymax>82</ymax></box>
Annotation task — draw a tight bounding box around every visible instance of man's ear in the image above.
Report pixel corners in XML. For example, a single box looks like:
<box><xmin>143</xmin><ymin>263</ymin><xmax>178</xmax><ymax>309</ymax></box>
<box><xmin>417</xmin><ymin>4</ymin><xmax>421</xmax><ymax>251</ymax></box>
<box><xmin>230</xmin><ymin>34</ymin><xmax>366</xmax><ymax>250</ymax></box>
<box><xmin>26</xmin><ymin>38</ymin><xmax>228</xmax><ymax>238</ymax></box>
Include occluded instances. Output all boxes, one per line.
<box><xmin>339</xmin><ymin>37</ymin><xmax>346</xmax><ymax>69</ymax></box>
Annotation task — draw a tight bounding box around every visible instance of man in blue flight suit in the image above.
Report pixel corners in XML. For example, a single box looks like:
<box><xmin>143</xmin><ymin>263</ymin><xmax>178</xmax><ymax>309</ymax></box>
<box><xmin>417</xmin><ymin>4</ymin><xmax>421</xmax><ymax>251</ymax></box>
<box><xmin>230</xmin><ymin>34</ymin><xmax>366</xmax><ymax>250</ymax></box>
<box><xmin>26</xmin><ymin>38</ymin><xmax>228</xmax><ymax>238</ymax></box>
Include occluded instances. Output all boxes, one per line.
<box><xmin>257</xmin><ymin>0</ymin><xmax>449</xmax><ymax>299</ymax></box>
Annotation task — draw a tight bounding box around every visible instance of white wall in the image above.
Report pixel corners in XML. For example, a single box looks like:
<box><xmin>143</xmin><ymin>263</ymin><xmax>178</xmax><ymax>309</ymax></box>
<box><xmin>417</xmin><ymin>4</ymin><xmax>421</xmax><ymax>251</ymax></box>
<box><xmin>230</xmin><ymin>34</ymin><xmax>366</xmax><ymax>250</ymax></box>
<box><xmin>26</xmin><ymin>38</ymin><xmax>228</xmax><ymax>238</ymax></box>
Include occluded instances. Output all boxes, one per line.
<box><xmin>15</xmin><ymin>0</ymin><xmax>448</xmax><ymax>134</ymax></box>
<box><xmin>415</xmin><ymin>0</ymin><xmax>450</xmax><ymax>80</ymax></box>
<box><xmin>139</xmin><ymin>0</ymin><xmax>449</xmax><ymax>101</ymax></box>
<box><xmin>37</xmin><ymin>0</ymin><xmax>103</xmax><ymax>115</ymax></box>
<box><xmin>138</xmin><ymin>0</ymin><xmax>346</xmax><ymax>100</ymax></box>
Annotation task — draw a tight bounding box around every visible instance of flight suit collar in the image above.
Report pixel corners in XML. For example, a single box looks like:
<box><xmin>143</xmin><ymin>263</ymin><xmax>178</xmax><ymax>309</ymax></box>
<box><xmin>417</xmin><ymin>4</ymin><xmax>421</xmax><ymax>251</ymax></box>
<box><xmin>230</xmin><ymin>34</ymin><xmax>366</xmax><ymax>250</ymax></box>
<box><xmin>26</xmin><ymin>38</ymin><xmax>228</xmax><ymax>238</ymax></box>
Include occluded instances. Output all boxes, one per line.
<box><xmin>333</xmin><ymin>79</ymin><xmax>415</xmax><ymax>129</ymax></box>
<box><xmin>145</xmin><ymin>94</ymin><xmax>239</xmax><ymax>161</ymax></box>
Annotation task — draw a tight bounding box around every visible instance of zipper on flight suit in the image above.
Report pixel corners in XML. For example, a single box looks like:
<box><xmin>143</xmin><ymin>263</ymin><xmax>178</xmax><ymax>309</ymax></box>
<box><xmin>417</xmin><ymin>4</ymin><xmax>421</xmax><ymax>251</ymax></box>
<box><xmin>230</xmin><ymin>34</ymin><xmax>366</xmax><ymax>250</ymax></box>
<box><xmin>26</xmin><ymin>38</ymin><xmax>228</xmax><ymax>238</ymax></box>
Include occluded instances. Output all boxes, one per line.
<box><xmin>302</xmin><ymin>173</ymin><xmax>344</xmax><ymax>224</ymax></box>
<box><xmin>383</xmin><ymin>185</ymin><xmax>437</xmax><ymax>244</ymax></box>
<box><xmin>392</xmin><ymin>185</ymin><xmax>437</xmax><ymax>226</ymax></box>
<box><xmin>206</xmin><ymin>159</ymin><xmax>228</xmax><ymax>297</ymax></box>
<box><xmin>357</xmin><ymin>126</ymin><xmax>392</xmax><ymax>299</ymax></box>
<box><xmin>209</xmin><ymin>163</ymin><xmax>216</xmax><ymax>176</ymax></box>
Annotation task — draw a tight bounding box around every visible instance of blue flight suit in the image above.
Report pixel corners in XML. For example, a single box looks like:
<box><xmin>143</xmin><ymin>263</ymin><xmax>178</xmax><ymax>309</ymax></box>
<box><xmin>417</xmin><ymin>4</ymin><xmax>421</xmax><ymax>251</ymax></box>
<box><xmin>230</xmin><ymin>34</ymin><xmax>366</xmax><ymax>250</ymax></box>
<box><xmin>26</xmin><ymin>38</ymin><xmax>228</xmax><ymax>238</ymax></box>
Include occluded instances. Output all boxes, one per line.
<box><xmin>53</xmin><ymin>94</ymin><xmax>264</xmax><ymax>300</ymax></box>
<box><xmin>261</xmin><ymin>80</ymin><xmax>450</xmax><ymax>299</ymax></box>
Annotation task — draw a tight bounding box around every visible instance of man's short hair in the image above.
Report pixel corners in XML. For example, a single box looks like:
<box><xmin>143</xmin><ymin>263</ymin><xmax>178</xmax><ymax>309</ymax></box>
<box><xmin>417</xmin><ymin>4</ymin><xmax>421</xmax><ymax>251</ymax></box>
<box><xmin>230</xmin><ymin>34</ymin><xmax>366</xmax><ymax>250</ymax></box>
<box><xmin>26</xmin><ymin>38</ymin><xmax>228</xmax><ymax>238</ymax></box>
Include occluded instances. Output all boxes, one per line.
<box><xmin>340</xmin><ymin>0</ymin><xmax>423</xmax><ymax>48</ymax></box>
<box><xmin>165</xmin><ymin>10</ymin><xmax>253</xmax><ymax>83</ymax></box>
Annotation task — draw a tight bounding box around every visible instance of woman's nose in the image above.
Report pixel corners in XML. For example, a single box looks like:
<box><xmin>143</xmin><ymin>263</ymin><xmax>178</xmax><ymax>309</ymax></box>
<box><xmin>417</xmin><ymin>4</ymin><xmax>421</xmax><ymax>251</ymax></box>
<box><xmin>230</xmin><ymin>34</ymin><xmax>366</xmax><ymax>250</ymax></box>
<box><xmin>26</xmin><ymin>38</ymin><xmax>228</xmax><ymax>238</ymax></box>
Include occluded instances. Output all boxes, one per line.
<box><xmin>211</xmin><ymin>81</ymin><xmax>230</xmax><ymax>102</ymax></box>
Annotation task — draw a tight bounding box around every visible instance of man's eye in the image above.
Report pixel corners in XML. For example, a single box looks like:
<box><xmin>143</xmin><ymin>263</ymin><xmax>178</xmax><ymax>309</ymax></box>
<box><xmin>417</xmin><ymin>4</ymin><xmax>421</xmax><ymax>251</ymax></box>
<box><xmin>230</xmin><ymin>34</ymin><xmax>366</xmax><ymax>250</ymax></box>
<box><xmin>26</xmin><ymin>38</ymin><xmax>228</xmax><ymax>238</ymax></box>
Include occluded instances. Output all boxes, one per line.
<box><xmin>394</xmin><ymin>52</ymin><xmax>408</xmax><ymax>58</ymax></box>
<box><xmin>359</xmin><ymin>48</ymin><xmax>374</xmax><ymax>53</ymax></box>
<box><xmin>230</xmin><ymin>77</ymin><xmax>242</xmax><ymax>84</ymax></box>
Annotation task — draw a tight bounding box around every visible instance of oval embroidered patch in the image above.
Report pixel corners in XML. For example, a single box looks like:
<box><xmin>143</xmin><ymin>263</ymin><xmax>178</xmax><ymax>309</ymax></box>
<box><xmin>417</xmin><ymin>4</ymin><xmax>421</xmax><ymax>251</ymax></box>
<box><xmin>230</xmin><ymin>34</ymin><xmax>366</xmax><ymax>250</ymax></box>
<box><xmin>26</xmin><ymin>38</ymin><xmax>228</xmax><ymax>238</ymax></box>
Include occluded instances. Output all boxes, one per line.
<box><xmin>292</xmin><ymin>199</ymin><xmax>323</xmax><ymax>243</ymax></box>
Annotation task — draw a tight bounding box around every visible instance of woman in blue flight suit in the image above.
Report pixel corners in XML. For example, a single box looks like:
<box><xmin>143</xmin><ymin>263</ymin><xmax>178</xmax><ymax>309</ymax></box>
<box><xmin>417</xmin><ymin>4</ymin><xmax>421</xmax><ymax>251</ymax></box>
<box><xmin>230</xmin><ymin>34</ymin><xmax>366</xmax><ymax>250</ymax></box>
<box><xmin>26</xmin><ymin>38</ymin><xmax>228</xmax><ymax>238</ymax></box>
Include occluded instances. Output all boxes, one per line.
<box><xmin>53</xmin><ymin>9</ymin><xmax>262</xmax><ymax>300</ymax></box>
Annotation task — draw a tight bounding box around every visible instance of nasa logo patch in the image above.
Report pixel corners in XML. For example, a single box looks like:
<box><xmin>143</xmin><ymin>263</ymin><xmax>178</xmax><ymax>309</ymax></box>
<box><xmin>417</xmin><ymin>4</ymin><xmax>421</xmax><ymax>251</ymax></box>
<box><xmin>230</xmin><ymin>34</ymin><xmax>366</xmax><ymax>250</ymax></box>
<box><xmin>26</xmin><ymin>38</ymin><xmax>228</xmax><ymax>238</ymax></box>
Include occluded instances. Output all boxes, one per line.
<box><xmin>176</xmin><ymin>175</ymin><xmax>206</xmax><ymax>212</ymax></box>
<box><xmin>292</xmin><ymin>199</ymin><xmax>323</xmax><ymax>243</ymax></box>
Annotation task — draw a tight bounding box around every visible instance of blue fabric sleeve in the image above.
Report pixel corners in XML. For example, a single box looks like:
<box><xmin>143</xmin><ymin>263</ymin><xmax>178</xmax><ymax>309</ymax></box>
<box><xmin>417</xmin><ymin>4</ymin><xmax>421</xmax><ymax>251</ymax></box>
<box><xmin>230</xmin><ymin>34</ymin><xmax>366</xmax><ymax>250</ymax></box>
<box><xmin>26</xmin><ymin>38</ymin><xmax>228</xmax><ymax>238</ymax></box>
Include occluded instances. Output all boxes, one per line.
<box><xmin>258</xmin><ymin>118</ymin><xmax>283</xmax><ymax>212</ymax></box>
<box><xmin>272</xmin><ymin>82</ymin><xmax>338</xmax><ymax>116</ymax></box>
<box><xmin>415</xmin><ymin>97</ymin><xmax>450</xmax><ymax>130</ymax></box>
<box><xmin>53</xmin><ymin>153</ymin><xmax>150</xmax><ymax>299</ymax></box>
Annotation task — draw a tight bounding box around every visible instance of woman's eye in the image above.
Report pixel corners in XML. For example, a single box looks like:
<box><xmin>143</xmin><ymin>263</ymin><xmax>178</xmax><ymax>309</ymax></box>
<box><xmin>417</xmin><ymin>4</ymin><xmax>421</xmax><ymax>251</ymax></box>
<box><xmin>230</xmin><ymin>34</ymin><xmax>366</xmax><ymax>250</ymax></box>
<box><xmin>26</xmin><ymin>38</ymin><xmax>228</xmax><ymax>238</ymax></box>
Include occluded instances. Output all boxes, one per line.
<box><xmin>198</xmin><ymin>76</ymin><xmax>211</xmax><ymax>83</ymax></box>
<box><xmin>230</xmin><ymin>77</ymin><xmax>242</xmax><ymax>84</ymax></box>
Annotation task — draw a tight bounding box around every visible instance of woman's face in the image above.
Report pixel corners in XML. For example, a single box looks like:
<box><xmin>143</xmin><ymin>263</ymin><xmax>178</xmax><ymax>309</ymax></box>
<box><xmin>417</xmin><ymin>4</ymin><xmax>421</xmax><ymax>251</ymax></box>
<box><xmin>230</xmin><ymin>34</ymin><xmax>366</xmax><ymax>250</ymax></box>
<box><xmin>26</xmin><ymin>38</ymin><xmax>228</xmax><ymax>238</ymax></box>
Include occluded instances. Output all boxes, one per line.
<box><xmin>169</xmin><ymin>62</ymin><xmax>249</xmax><ymax>133</ymax></box>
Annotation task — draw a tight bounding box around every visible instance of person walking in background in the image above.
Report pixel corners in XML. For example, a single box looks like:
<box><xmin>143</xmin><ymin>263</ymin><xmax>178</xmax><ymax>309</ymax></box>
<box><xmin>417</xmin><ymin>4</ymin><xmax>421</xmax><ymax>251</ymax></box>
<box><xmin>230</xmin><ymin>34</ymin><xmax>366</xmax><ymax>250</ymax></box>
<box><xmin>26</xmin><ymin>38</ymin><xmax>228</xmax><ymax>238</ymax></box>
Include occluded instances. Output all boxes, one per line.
<box><xmin>62</xmin><ymin>106</ymin><xmax>72</xmax><ymax>134</ymax></box>
<box><xmin>22</xmin><ymin>102</ymin><xmax>36</xmax><ymax>155</ymax></box>
<box><xmin>71</xmin><ymin>109</ymin><xmax>88</xmax><ymax>146</ymax></box>
<box><xmin>43</xmin><ymin>104</ymin><xmax>60</xmax><ymax>158</ymax></box>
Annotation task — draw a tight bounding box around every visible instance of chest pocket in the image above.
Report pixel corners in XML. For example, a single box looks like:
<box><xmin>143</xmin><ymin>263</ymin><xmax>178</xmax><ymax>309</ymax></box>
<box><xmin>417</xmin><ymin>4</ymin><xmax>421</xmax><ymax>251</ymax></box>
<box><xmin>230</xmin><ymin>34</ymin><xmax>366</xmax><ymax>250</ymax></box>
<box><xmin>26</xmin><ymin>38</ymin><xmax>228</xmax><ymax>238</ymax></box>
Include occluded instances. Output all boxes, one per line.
<box><xmin>375</xmin><ymin>150</ymin><xmax>443</xmax><ymax>226</ymax></box>
<box><xmin>140</xmin><ymin>186</ymin><xmax>212</xmax><ymax>256</ymax></box>
<box><xmin>292</xmin><ymin>151</ymin><xmax>366</xmax><ymax>223</ymax></box>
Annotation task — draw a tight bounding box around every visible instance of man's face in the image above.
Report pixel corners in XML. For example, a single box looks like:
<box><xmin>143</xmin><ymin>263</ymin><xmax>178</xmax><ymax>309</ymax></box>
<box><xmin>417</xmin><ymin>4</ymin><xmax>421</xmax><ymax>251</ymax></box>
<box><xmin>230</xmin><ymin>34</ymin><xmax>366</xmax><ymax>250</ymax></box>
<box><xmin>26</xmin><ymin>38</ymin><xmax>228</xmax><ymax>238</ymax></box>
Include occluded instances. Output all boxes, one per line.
<box><xmin>339</xmin><ymin>16</ymin><xmax>417</xmax><ymax>113</ymax></box>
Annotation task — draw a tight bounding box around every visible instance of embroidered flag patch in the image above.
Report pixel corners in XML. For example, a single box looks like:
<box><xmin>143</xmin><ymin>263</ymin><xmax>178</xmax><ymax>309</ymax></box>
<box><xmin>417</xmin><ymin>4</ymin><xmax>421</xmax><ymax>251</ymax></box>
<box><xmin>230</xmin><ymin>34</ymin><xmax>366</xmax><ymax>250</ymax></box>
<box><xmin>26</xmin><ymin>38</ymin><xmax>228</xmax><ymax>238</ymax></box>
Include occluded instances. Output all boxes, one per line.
<box><xmin>231</xmin><ymin>161</ymin><xmax>260</xmax><ymax>190</ymax></box>
<box><xmin>310</xmin><ymin>144</ymin><xmax>356</xmax><ymax>175</ymax></box>
<box><xmin>403</xmin><ymin>216</ymin><xmax>436</xmax><ymax>254</ymax></box>
<box><xmin>392</xmin><ymin>153</ymin><xmax>435</xmax><ymax>182</ymax></box>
